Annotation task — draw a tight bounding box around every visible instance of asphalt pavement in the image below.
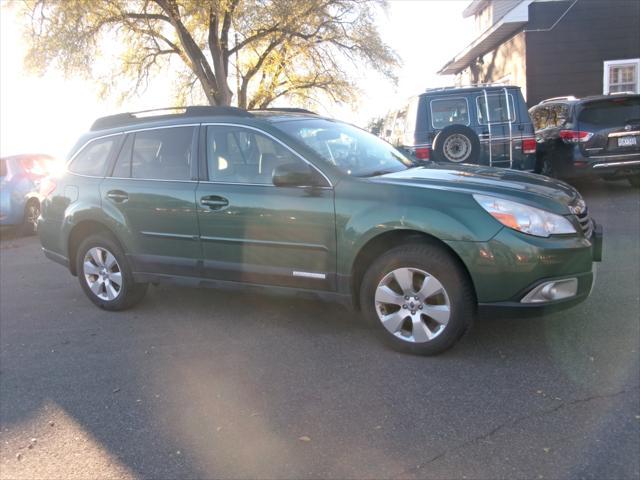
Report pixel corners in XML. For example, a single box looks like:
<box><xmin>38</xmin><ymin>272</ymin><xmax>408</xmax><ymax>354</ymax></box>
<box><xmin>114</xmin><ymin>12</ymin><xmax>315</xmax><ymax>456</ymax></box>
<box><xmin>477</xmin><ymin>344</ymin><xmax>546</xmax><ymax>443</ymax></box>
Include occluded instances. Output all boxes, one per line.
<box><xmin>1</xmin><ymin>178</ymin><xmax>638</xmax><ymax>480</ymax></box>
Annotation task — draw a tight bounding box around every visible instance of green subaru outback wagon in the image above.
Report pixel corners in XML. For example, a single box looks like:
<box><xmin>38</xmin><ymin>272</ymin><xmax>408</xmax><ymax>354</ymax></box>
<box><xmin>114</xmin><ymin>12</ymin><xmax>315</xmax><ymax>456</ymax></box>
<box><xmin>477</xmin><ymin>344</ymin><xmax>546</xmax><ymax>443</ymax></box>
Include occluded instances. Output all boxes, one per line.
<box><xmin>38</xmin><ymin>106</ymin><xmax>603</xmax><ymax>355</ymax></box>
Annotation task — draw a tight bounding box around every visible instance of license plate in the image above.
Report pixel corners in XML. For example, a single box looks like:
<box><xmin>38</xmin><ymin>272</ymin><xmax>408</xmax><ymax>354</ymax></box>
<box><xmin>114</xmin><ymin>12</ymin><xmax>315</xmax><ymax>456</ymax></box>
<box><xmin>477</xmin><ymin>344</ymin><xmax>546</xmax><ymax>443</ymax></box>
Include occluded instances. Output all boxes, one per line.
<box><xmin>618</xmin><ymin>136</ymin><xmax>637</xmax><ymax>147</ymax></box>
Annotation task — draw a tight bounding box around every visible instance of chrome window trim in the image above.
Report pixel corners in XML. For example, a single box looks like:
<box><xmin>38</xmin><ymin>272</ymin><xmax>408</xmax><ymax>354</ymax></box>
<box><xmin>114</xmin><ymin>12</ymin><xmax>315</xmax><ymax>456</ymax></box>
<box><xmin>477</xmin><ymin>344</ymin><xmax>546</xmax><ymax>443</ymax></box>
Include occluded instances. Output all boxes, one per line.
<box><xmin>476</xmin><ymin>93</ymin><xmax>517</xmax><ymax>125</ymax></box>
<box><xmin>67</xmin><ymin>171</ymin><xmax>106</xmax><ymax>180</ymax></box>
<box><xmin>197</xmin><ymin>180</ymin><xmax>331</xmax><ymax>189</ymax></box>
<box><xmin>108</xmin><ymin>176</ymin><xmax>198</xmax><ymax>183</ymax></box>
<box><xmin>201</xmin><ymin>122</ymin><xmax>333</xmax><ymax>188</ymax></box>
<box><xmin>123</xmin><ymin>123</ymin><xmax>200</xmax><ymax>134</ymax></box>
<box><xmin>429</xmin><ymin>96</ymin><xmax>471</xmax><ymax>129</ymax></box>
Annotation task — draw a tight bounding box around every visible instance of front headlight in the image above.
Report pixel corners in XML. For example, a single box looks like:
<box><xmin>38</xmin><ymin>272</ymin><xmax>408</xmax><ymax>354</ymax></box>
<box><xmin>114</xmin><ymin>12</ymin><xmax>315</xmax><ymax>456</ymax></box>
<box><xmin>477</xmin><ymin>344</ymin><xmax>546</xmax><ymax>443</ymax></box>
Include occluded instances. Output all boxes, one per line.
<box><xmin>473</xmin><ymin>194</ymin><xmax>576</xmax><ymax>237</ymax></box>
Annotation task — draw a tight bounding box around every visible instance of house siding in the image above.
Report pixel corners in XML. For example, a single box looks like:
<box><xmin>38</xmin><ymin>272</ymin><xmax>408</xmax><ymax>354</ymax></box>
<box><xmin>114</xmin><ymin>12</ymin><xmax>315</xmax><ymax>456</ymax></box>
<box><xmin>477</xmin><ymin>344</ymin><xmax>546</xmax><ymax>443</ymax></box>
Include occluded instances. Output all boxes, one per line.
<box><xmin>525</xmin><ymin>0</ymin><xmax>640</xmax><ymax>105</ymax></box>
<box><xmin>457</xmin><ymin>32</ymin><xmax>528</xmax><ymax>100</ymax></box>
<box><xmin>473</xmin><ymin>0</ymin><xmax>523</xmax><ymax>35</ymax></box>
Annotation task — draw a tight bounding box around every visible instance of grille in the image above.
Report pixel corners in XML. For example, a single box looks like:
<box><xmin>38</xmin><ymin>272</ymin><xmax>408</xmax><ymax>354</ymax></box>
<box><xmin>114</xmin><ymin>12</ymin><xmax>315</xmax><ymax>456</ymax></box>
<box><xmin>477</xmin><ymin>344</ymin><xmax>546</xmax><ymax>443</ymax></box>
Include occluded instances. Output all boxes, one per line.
<box><xmin>576</xmin><ymin>208</ymin><xmax>593</xmax><ymax>238</ymax></box>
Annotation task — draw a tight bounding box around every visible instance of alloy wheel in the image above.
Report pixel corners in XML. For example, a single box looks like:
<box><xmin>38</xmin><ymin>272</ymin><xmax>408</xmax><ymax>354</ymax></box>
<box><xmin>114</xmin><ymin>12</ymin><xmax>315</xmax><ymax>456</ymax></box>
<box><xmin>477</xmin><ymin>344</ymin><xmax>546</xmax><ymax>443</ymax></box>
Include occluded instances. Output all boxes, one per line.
<box><xmin>83</xmin><ymin>247</ymin><xmax>123</xmax><ymax>301</ymax></box>
<box><xmin>374</xmin><ymin>267</ymin><xmax>451</xmax><ymax>343</ymax></box>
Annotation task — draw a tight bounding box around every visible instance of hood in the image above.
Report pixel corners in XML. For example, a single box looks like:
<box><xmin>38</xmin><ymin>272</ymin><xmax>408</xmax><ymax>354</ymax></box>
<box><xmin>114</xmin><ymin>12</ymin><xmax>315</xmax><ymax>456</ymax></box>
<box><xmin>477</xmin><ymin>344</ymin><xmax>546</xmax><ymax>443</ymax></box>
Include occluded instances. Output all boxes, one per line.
<box><xmin>371</xmin><ymin>164</ymin><xmax>580</xmax><ymax>214</ymax></box>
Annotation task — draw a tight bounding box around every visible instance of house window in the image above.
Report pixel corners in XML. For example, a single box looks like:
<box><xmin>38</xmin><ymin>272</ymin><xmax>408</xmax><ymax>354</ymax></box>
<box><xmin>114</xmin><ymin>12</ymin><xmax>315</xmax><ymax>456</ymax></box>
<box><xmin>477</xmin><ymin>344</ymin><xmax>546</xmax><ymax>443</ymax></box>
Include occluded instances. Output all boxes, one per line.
<box><xmin>603</xmin><ymin>59</ymin><xmax>640</xmax><ymax>94</ymax></box>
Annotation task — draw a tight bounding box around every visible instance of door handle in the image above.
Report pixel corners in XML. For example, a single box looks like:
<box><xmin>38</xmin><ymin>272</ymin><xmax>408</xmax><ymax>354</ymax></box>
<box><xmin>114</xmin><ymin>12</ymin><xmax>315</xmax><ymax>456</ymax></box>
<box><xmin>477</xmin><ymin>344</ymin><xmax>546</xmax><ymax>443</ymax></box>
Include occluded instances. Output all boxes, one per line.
<box><xmin>106</xmin><ymin>190</ymin><xmax>129</xmax><ymax>203</ymax></box>
<box><xmin>200</xmin><ymin>196</ymin><xmax>229</xmax><ymax>210</ymax></box>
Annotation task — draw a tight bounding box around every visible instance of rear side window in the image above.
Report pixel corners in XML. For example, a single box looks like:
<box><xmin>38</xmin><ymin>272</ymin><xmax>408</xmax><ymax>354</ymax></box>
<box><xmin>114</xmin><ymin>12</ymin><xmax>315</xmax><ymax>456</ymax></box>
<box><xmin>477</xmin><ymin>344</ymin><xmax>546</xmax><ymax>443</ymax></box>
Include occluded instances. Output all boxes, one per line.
<box><xmin>530</xmin><ymin>106</ymin><xmax>549</xmax><ymax>130</ymax></box>
<box><xmin>430</xmin><ymin>97</ymin><xmax>470</xmax><ymax>129</ymax></box>
<box><xmin>68</xmin><ymin>137</ymin><xmax>116</xmax><ymax>176</ymax></box>
<box><xmin>112</xmin><ymin>127</ymin><xmax>195</xmax><ymax>181</ymax></box>
<box><xmin>545</xmin><ymin>104</ymin><xmax>569</xmax><ymax>127</ymax></box>
<box><xmin>578</xmin><ymin>98</ymin><xmax>640</xmax><ymax>129</ymax></box>
<box><xmin>530</xmin><ymin>104</ymin><xmax>569</xmax><ymax>130</ymax></box>
<box><xmin>477</xmin><ymin>94</ymin><xmax>516</xmax><ymax>124</ymax></box>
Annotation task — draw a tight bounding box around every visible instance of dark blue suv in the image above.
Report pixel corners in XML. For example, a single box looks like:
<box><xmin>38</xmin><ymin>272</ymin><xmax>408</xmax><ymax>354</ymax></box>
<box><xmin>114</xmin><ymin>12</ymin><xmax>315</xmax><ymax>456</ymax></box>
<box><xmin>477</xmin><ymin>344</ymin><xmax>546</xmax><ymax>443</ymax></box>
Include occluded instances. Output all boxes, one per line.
<box><xmin>529</xmin><ymin>94</ymin><xmax>640</xmax><ymax>186</ymax></box>
<box><xmin>380</xmin><ymin>85</ymin><xmax>537</xmax><ymax>170</ymax></box>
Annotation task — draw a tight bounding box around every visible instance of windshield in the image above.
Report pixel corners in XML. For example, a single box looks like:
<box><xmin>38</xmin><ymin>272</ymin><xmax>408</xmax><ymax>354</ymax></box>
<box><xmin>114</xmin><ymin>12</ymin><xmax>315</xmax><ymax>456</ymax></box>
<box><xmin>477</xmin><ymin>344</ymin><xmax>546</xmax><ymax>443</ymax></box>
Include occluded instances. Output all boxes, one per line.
<box><xmin>274</xmin><ymin>118</ymin><xmax>413</xmax><ymax>176</ymax></box>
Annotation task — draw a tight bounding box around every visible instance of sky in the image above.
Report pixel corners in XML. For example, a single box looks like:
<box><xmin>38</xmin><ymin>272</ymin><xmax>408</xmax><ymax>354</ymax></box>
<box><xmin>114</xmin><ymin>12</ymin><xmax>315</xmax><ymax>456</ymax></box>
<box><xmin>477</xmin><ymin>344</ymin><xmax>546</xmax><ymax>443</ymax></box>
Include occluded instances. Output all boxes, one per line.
<box><xmin>0</xmin><ymin>0</ymin><xmax>474</xmax><ymax>159</ymax></box>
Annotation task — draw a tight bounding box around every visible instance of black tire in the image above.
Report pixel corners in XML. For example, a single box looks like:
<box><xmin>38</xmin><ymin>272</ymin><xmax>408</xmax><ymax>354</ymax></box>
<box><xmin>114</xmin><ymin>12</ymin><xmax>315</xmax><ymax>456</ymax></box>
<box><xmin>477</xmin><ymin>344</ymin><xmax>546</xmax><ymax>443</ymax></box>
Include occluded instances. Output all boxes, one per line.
<box><xmin>628</xmin><ymin>176</ymin><xmax>640</xmax><ymax>188</ymax></box>
<box><xmin>537</xmin><ymin>154</ymin><xmax>556</xmax><ymax>178</ymax></box>
<box><xmin>432</xmin><ymin>125</ymin><xmax>481</xmax><ymax>164</ymax></box>
<box><xmin>360</xmin><ymin>243</ymin><xmax>475</xmax><ymax>355</ymax></box>
<box><xmin>75</xmin><ymin>233</ymin><xmax>148</xmax><ymax>311</ymax></box>
<box><xmin>19</xmin><ymin>200</ymin><xmax>40</xmax><ymax>236</ymax></box>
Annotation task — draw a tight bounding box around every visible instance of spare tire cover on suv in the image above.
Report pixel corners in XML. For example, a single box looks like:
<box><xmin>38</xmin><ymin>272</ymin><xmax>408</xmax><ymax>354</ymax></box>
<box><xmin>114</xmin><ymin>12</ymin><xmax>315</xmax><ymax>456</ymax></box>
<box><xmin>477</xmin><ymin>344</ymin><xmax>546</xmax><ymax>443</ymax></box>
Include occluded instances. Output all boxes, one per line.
<box><xmin>433</xmin><ymin>125</ymin><xmax>481</xmax><ymax>164</ymax></box>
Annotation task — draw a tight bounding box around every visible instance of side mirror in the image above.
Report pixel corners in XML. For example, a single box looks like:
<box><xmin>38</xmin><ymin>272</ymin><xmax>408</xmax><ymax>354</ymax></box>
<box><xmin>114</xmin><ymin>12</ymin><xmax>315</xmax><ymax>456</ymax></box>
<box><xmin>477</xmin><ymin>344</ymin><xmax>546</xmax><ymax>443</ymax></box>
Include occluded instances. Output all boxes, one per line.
<box><xmin>272</xmin><ymin>162</ymin><xmax>324</xmax><ymax>187</ymax></box>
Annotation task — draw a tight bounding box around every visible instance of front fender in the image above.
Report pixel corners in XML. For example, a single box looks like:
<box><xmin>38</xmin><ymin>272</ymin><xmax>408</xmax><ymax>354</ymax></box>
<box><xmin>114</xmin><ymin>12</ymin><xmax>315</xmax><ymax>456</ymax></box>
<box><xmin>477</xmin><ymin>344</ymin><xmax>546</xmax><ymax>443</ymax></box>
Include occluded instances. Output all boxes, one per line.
<box><xmin>335</xmin><ymin>180</ymin><xmax>501</xmax><ymax>274</ymax></box>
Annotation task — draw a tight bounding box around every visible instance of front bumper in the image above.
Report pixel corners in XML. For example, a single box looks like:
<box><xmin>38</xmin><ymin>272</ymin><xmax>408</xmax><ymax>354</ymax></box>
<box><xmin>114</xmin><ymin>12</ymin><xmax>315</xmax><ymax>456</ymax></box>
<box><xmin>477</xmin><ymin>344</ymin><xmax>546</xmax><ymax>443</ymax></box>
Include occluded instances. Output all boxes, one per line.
<box><xmin>448</xmin><ymin>221</ymin><xmax>603</xmax><ymax>315</ymax></box>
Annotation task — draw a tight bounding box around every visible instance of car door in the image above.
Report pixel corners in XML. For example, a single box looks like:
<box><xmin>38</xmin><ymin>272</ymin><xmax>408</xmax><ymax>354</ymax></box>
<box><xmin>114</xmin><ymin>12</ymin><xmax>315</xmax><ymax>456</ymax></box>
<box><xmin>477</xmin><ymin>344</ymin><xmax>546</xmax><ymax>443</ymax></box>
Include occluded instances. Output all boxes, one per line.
<box><xmin>101</xmin><ymin>125</ymin><xmax>201</xmax><ymax>276</ymax></box>
<box><xmin>195</xmin><ymin>124</ymin><xmax>336</xmax><ymax>290</ymax></box>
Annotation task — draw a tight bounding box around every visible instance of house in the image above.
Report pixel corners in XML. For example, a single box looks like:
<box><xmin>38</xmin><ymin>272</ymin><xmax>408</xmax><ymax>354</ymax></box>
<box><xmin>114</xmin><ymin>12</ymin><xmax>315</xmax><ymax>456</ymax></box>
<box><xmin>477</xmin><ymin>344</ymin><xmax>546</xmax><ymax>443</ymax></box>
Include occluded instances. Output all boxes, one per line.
<box><xmin>439</xmin><ymin>0</ymin><xmax>640</xmax><ymax>106</ymax></box>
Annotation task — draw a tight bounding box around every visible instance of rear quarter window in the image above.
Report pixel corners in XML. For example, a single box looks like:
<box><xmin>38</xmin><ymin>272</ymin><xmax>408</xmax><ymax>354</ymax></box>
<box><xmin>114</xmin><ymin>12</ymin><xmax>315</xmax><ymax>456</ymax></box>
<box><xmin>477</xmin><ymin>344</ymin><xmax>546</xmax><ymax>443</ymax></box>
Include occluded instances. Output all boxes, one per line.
<box><xmin>68</xmin><ymin>137</ymin><xmax>117</xmax><ymax>177</ymax></box>
<box><xmin>530</xmin><ymin>104</ymin><xmax>569</xmax><ymax>130</ymax></box>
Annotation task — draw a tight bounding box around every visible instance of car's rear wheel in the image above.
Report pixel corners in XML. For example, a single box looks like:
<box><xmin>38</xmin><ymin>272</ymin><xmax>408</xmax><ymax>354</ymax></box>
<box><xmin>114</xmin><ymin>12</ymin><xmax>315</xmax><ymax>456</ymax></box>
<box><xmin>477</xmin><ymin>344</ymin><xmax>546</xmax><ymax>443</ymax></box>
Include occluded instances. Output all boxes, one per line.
<box><xmin>360</xmin><ymin>243</ymin><xmax>475</xmax><ymax>355</ymax></box>
<box><xmin>535</xmin><ymin>154</ymin><xmax>557</xmax><ymax>178</ymax></box>
<box><xmin>628</xmin><ymin>175</ymin><xmax>640</xmax><ymax>188</ymax></box>
<box><xmin>76</xmin><ymin>234</ymin><xmax>148</xmax><ymax>310</ymax></box>
<box><xmin>19</xmin><ymin>200</ymin><xmax>40</xmax><ymax>236</ymax></box>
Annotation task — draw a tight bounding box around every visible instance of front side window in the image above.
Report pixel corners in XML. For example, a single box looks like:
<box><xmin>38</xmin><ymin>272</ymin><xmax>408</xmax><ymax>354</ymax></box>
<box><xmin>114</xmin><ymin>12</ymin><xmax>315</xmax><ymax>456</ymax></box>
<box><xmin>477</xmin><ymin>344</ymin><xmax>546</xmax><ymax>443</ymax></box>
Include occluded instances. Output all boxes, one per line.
<box><xmin>274</xmin><ymin>119</ymin><xmax>413</xmax><ymax>177</ymax></box>
<box><xmin>477</xmin><ymin>94</ymin><xmax>516</xmax><ymax>124</ymax></box>
<box><xmin>604</xmin><ymin>59</ymin><xmax>640</xmax><ymax>94</ymax></box>
<box><xmin>206</xmin><ymin>126</ymin><xmax>303</xmax><ymax>184</ymax></box>
<box><xmin>68</xmin><ymin>137</ymin><xmax>116</xmax><ymax>176</ymax></box>
<box><xmin>430</xmin><ymin>97</ymin><xmax>470</xmax><ymax>129</ymax></box>
<box><xmin>111</xmin><ymin>127</ymin><xmax>194</xmax><ymax>181</ymax></box>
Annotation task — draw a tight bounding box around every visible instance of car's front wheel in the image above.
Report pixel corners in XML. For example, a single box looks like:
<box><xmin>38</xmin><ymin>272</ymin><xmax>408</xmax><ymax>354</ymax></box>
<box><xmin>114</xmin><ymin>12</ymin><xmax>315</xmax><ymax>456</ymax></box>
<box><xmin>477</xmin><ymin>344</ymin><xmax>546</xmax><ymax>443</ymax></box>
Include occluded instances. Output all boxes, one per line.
<box><xmin>76</xmin><ymin>234</ymin><xmax>148</xmax><ymax>310</ymax></box>
<box><xmin>360</xmin><ymin>243</ymin><xmax>475</xmax><ymax>355</ymax></box>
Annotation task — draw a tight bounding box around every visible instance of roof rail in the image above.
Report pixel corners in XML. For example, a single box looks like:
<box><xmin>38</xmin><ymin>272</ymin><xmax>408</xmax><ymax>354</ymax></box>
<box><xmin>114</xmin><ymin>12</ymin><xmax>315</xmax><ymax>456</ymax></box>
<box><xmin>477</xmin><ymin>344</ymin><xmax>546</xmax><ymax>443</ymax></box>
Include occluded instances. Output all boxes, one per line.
<box><xmin>90</xmin><ymin>106</ymin><xmax>253</xmax><ymax>131</ymax></box>
<box><xmin>539</xmin><ymin>96</ymin><xmax>578</xmax><ymax>104</ymax></box>
<box><xmin>252</xmin><ymin>107</ymin><xmax>318</xmax><ymax>115</ymax></box>
<box><xmin>424</xmin><ymin>82</ymin><xmax>512</xmax><ymax>92</ymax></box>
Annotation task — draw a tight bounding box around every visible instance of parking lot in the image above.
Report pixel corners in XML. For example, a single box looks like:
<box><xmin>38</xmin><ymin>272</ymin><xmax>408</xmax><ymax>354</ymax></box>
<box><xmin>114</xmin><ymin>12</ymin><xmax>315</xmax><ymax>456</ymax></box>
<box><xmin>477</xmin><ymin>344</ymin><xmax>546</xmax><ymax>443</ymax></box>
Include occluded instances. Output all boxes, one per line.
<box><xmin>0</xmin><ymin>179</ymin><xmax>638</xmax><ymax>479</ymax></box>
